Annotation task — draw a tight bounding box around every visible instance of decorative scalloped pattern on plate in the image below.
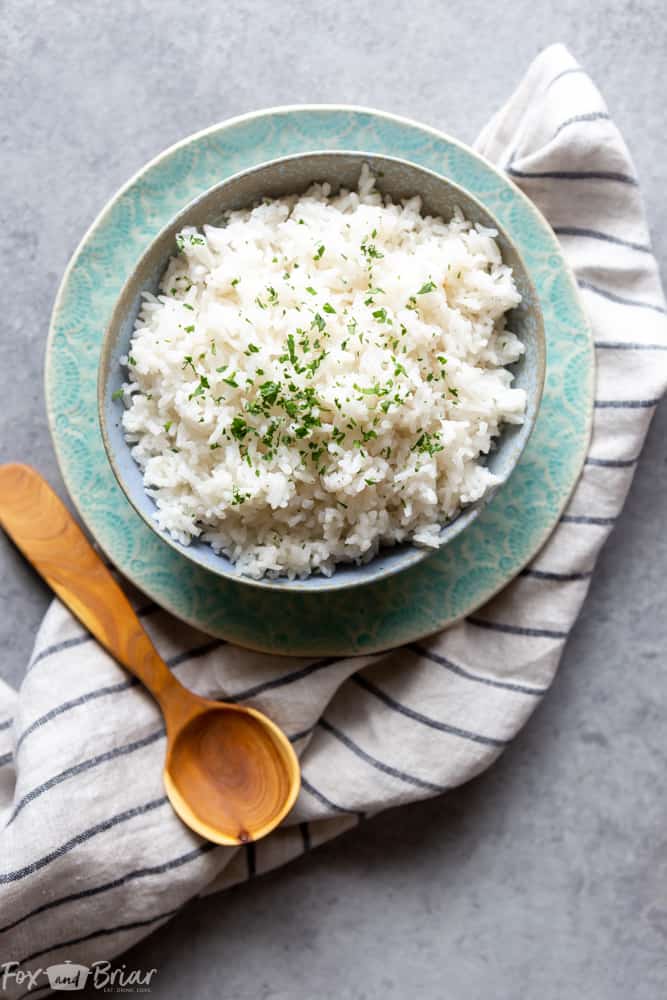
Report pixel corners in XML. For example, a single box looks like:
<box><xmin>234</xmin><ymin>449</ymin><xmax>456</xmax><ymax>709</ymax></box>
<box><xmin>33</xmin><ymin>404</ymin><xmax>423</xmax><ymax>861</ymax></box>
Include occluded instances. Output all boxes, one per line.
<box><xmin>46</xmin><ymin>107</ymin><xmax>594</xmax><ymax>657</ymax></box>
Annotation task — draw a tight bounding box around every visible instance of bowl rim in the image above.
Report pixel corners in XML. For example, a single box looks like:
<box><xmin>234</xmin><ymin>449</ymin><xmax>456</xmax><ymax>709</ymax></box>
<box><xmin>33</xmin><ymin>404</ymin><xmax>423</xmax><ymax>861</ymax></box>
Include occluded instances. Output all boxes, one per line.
<box><xmin>98</xmin><ymin>148</ymin><xmax>546</xmax><ymax>592</ymax></box>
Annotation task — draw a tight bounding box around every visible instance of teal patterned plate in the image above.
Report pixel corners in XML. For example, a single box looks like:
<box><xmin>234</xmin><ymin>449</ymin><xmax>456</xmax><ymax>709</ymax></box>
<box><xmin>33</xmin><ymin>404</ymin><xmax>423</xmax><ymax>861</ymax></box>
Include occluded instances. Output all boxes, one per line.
<box><xmin>45</xmin><ymin>106</ymin><xmax>594</xmax><ymax>657</ymax></box>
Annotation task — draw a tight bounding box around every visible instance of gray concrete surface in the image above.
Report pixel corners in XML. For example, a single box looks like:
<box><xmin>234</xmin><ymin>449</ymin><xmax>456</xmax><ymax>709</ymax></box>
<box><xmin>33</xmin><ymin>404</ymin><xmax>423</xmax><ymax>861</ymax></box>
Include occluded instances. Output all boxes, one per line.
<box><xmin>2</xmin><ymin>1</ymin><xmax>666</xmax><ymax>997</ymax></box>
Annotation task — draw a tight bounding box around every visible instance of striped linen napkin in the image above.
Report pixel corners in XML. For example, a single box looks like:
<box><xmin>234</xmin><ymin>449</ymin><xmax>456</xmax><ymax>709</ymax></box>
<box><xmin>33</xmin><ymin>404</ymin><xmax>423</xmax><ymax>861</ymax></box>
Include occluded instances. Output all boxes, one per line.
<box><xmin>1</xmin><ymin>43</ymin><xmax>665</xmax><ymax>996</ymax></box>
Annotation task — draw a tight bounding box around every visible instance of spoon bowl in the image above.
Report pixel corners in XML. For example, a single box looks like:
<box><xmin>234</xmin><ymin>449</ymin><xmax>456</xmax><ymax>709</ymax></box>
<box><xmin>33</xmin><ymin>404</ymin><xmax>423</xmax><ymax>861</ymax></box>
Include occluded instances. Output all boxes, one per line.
<box><xmin>0</xmin><ymin>463</ymin><xmax>301</xmax><ymax>845</ymax></box>
<box><xmin>163</xmin><ymin>701</ymin><xmax>299</xmax><ymax>844</ymax></box>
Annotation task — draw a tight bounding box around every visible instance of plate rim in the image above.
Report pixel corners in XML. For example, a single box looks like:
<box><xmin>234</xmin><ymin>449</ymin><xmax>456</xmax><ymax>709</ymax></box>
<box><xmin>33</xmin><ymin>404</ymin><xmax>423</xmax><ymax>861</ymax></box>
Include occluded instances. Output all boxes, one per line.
<box><xmin>45</xmin><ymin>104</ymin><xmax>594</xmax><ymax>655</ymax></box>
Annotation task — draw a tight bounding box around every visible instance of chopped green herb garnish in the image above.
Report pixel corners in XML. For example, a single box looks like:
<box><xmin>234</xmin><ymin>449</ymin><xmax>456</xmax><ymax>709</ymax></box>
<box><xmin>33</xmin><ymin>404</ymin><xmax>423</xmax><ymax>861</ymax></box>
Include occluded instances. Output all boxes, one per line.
<box><xmin>305</xmin><ymin>351</ymin><xmax>326</xmax><ymax>376</ymax></box>
<box><xmin>306</xmin><ymin>286</ymin><xmax>317</xmax><ymax>295</ymax></box>
<box><xmin>354</xmin><ymin>381</ymin><xmax>387</xmax><ymax>397</ymax></box>
<box><xmin>360</xmin><ymin>239</ymin><xmax>384</xmax><ymax>260</ymax></box>
<box><xmin>112</xmin><ymin>389</ymin><xmax>124</xmax><ymax>401</ymax></box>
<box><xmin>412</xmin><ymin>430</ymin><xmax>444</xmax><ymax>456</ymax></box>
<box><xmin>322</xmin><ymin>302</ymin><xmax>336</xmax><ymax>314</ymax></box>
<box><xmin>313</xmin><ymin>244</ymin><xmax>325</xmax><ymax>260</ymax></box>
<box><xmin>230</xmin><ymin>486</ymin><xmax>250</xmax><ymax>505</ymax></box>
<box><xmin>189</xmin><ymin>375</ymin><xmax>210</xmax><ymax>399</ymax></box>
<box><xmin>259</xmin><ymin>381</ymin><xmax>280</xmax><ymax>406</ymax></box>
<box><xmin>230</xmin><ymin>417</ymin><xmax>250</xmax><ymax>440</ymax></box>
<box><xmin>287</xmin><ymin>333</ymin><xmax>299</xmax><ymax>368</ymax></box>
<box><xmin>417</xmin><ymin>281</ymin><xmax>437</xmax><ymax>294</ymax></box>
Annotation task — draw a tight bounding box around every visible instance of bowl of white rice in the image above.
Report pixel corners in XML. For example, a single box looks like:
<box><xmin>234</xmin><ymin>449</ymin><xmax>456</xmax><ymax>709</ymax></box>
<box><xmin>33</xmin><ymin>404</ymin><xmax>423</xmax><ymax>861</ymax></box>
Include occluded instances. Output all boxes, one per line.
<box><xmin>99</xmin><ymin>152</ymin><xmax>545</xmax><ymax>590</ymax></box>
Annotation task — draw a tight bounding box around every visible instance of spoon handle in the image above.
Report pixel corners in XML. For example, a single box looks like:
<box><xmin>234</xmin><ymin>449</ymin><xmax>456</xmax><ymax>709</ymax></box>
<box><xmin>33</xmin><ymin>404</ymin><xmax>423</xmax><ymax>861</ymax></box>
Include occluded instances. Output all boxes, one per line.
<box><xmin>0</xmin><ymin>463</ymin><xmax>184</xmax><ymax>709</ymax></box>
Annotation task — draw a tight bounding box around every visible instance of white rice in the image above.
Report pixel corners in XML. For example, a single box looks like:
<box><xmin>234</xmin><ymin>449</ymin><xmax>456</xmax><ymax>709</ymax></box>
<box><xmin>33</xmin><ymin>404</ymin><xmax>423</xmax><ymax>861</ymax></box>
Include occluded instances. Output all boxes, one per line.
<box><xmin>120</xmin><ymin>166</ymin><xmax>526</xmax><ymax>580</ymax></box>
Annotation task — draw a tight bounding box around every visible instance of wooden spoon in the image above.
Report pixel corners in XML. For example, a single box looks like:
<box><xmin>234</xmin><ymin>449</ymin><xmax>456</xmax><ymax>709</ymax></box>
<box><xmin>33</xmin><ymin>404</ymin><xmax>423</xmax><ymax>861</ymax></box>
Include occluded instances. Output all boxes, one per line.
<box><xmin>0</xmin><ymin>463</ymin><xmax>300</xmax><ymax>845</ymax></box>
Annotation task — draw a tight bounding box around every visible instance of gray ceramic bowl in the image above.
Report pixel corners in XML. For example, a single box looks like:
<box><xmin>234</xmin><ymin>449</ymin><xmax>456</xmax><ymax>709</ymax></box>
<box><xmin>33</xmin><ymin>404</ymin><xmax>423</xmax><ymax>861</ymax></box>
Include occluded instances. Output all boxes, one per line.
<box><xmin>99</xmin><ymin>151</ymin><xmax>545</xmax><ymax>591</ymax></box>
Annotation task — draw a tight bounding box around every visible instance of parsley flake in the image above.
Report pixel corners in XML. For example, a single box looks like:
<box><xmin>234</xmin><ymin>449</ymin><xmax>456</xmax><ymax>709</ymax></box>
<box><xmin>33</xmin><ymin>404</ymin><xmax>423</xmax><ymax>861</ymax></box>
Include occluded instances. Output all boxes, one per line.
<box><xmin>259</xmin><ymin>381</ymin><xmax>280</xmax><ymax>405</ymax></box>
<box><xmin>230</xmin><ymin>486</ymin><xmax>250</xmax><ymax>505</ymax></box>
<box><xmin>230</xmin><ymin>417</ymin><xmax>250</xmax><ymax>441</ymax></box>
<box><xmin>189</xmin><ymin>375</ymin><xmax>210</xmax><ymax>400</ymax></box>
